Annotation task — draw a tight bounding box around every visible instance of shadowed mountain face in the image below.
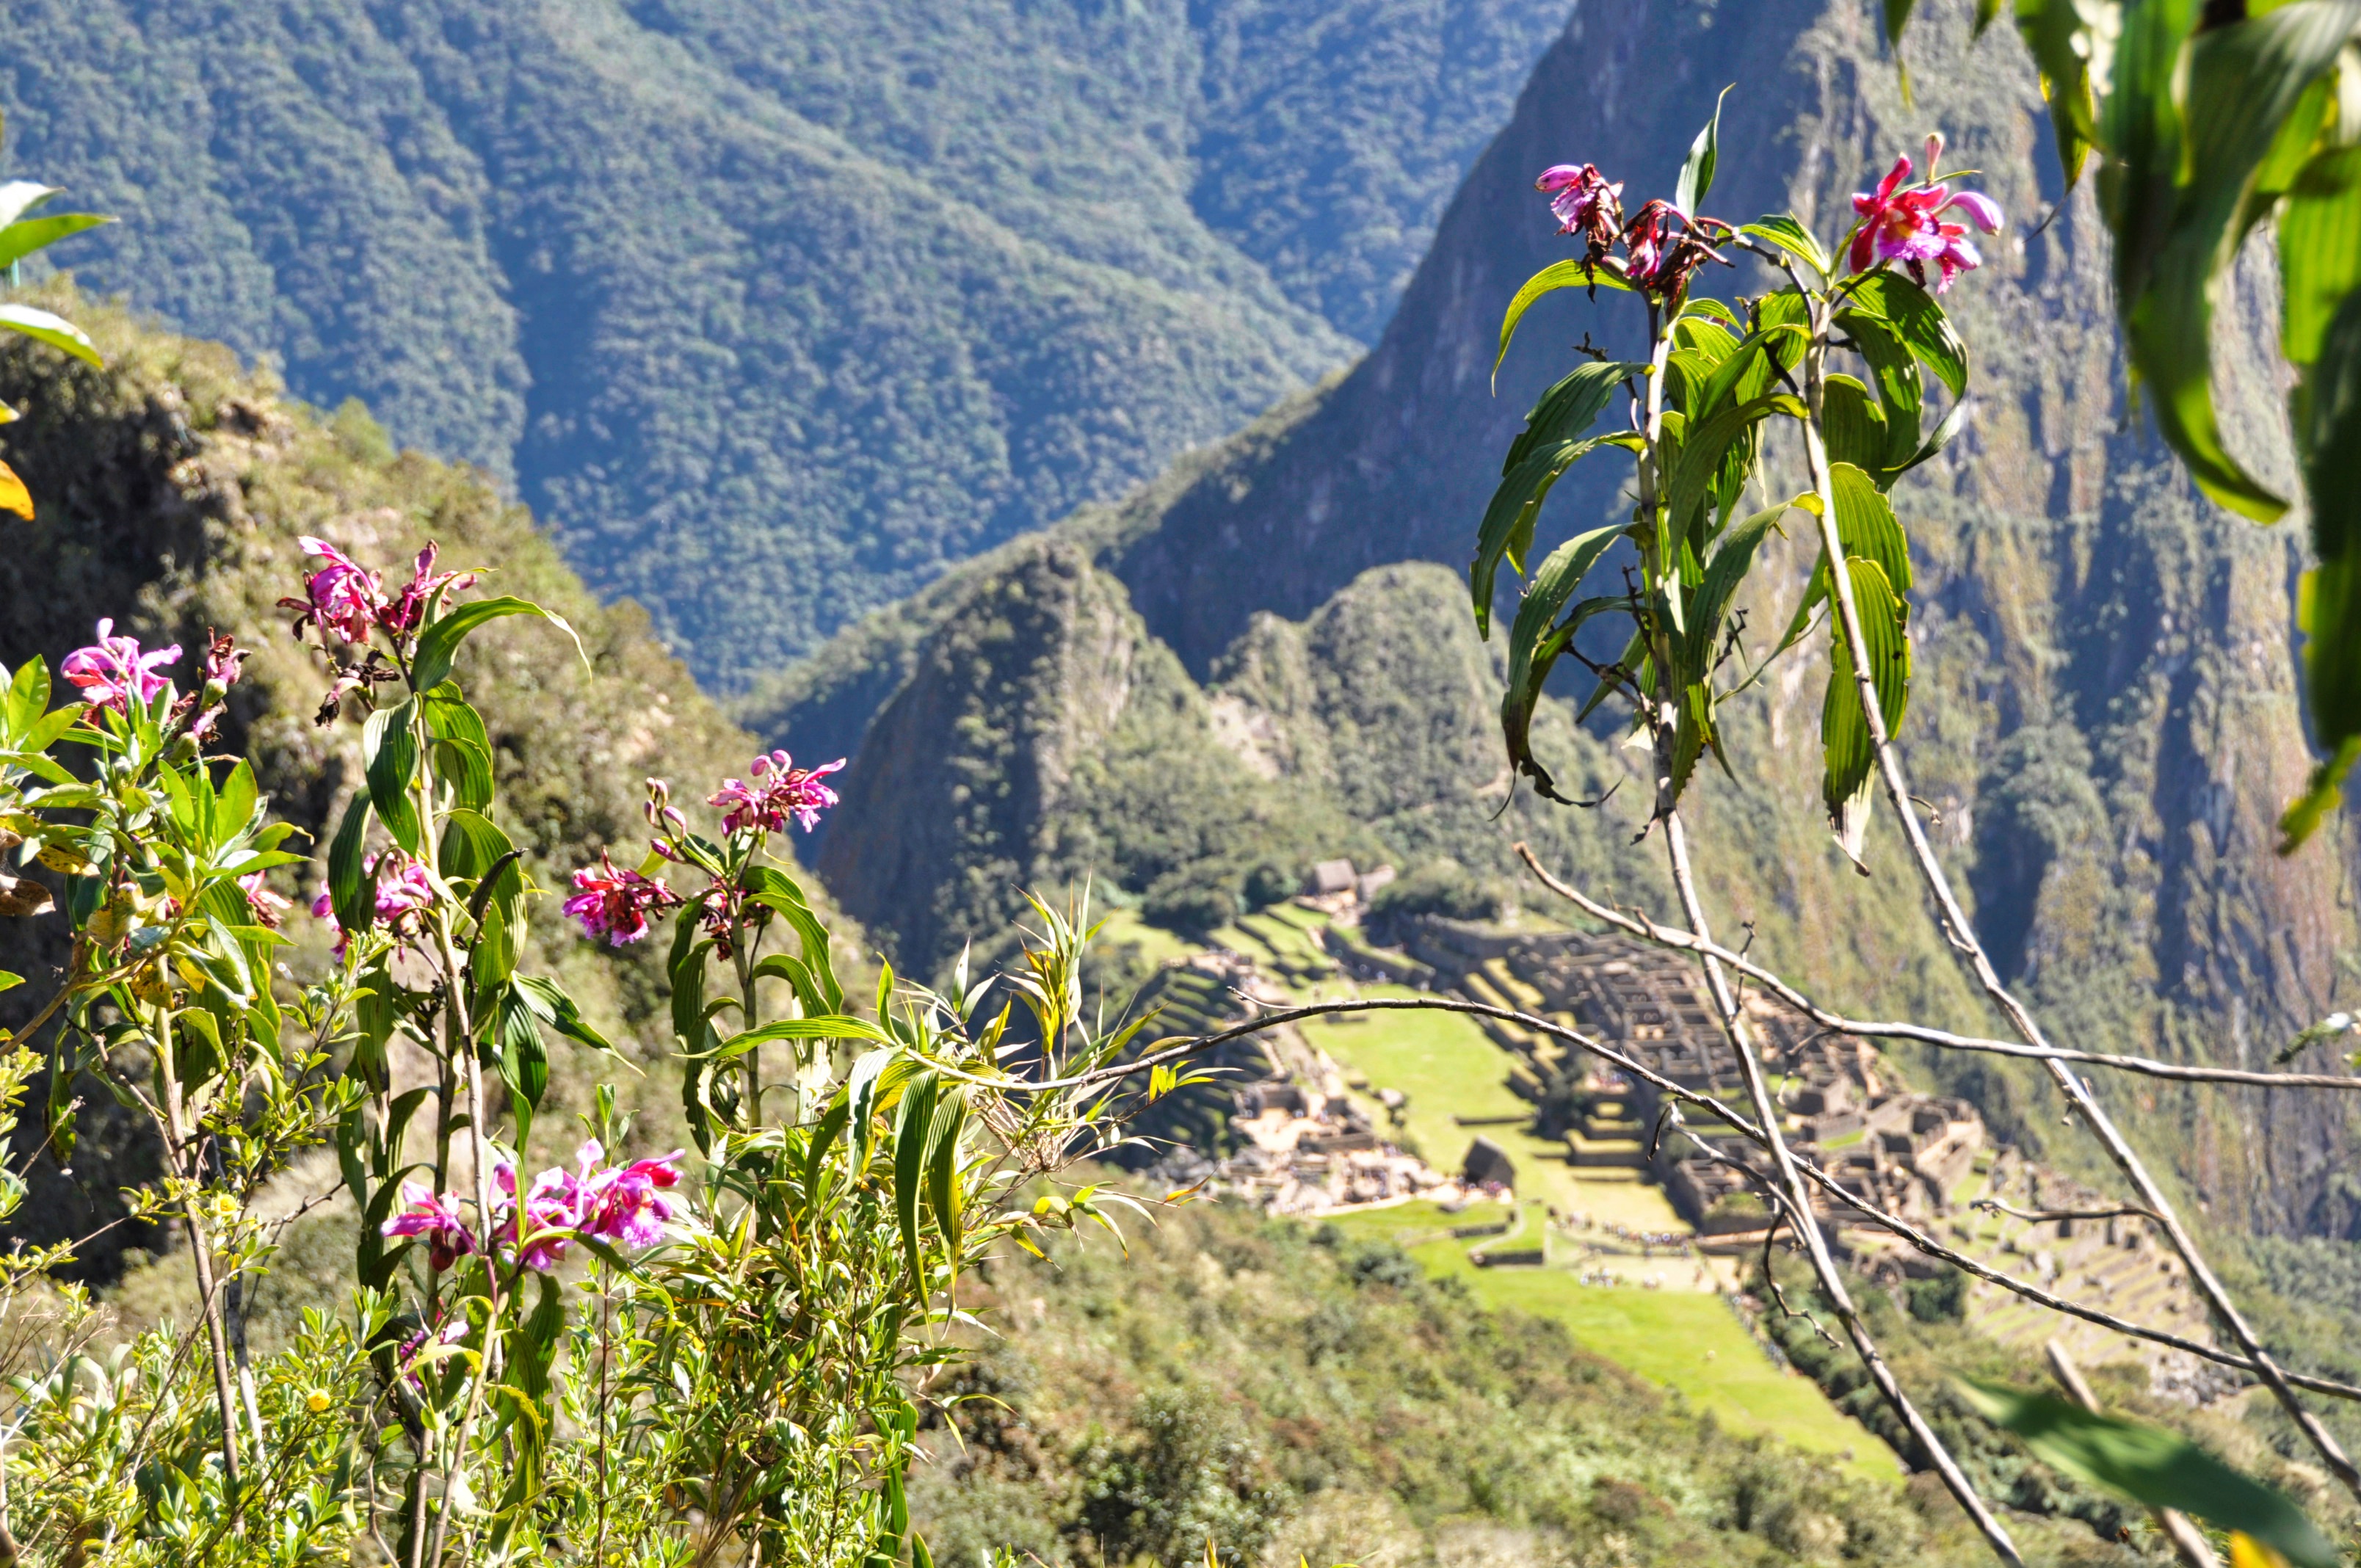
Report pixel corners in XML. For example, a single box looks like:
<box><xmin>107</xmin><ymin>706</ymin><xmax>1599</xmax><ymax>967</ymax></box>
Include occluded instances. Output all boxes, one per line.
<box><xmin>0</xmin><ymin>0</ymin><xmax>1571</xmax><ymax>686</ymax></box>
<box><xmin>773</xmin><ymin>0</ymin><xmax>2361</xmax><ymax>1238</ymax></box>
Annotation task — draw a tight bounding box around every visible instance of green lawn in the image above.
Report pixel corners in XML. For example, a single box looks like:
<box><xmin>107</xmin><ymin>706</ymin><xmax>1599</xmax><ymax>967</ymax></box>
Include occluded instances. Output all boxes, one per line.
<box><xmin>1314</xmin><ymin>1202</ymin><xmax>1900</xmax><ymax>1482</ymax></box>
<box><xmin>1299</xmin><ymin>984</ymin><xmax>1598</xmax><ymax>1209</ymax></box>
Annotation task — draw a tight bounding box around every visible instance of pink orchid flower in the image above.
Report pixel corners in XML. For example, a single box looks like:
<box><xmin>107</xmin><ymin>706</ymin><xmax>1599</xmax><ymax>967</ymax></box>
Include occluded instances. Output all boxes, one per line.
<box><xmin>1849</xmin><ymin>137</ymin><xmax>2003</xmax><ymax>294</ymax></box>
<box><xmin>381</xmin><ymin>1182</ymin><xmax>479</xmax><ymax>1273</ymax></box>
<box><xmin>62</xmin><ymin>620</ymin><xmax>181</xmax><ymax>714</ymax></box>
<box><xmin>562</xmin><ymin>855</ymin><xmax>681</xmax><ymax>946</ymax></box>
<box><xmin>291</xmin><ymin>537</ymin><xmax>385</xmax><ymax>645</ymax></box>
<box><xmin>708</xmin><ymin>751</ymin><xmax>846</xmax><ymax>835</ymax></box>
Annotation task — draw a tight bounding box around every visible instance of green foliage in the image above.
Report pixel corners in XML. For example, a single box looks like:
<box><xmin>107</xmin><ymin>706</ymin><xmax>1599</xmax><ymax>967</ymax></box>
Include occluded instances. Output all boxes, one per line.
<box><xmin>1366</xmin><ymin>857</ymin><xmax>1500</xmax><ymax>929</ymax></box>
<box><xmin>1893</xmin><ymin>0</ymin><xmax>2361</xmax><ymax>846</ymax></box>
<box><xmin>0</xmin><ymin>0</ymin><xmax>1570</xmax><ymax>686</ymax></box>
<box><xmin>915</xmin><ymin>1203</ymin><xmax>2039</xmax><ymax>1568</ymax></box>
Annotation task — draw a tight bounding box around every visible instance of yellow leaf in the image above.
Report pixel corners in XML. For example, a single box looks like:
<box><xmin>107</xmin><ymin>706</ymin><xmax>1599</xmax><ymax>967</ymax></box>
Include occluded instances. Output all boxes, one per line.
<box><xmin>2233</xmin><ymin>1535</ymin><xmax>2290</xmax><ymax>1568</ymax></box>
<box><xmin>0</xmin><ymin>460</ymin><xmax>27</xmax><ymax>520</ymax></box>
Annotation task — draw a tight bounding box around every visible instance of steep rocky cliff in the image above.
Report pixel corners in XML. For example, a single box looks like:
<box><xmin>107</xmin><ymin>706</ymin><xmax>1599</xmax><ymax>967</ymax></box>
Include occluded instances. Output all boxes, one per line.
<box><xmin>768</xmin><ymin>0</ymin><xmax>2361</xmax><ymax>1241</ymax></box>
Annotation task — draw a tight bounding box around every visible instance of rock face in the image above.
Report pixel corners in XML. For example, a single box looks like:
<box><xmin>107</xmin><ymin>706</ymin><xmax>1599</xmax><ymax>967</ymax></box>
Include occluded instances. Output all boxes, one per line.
<box><xmin>772</xmin><ymin>0</ymin><xmax>2361</xmax><ymax>1238</ymax></box>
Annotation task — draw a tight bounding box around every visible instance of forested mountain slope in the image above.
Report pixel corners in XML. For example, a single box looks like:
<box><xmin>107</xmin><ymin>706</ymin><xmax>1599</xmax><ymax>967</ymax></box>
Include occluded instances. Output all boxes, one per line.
<box><xmin>761</xmin><ymin>0</ymin><xmax>2361</xmax><ymax>1243</ymax></box>
<box><xmin>0</xmin><ymin>0</ymin><xmax>1570</xmax><ymax>685</ymax></box>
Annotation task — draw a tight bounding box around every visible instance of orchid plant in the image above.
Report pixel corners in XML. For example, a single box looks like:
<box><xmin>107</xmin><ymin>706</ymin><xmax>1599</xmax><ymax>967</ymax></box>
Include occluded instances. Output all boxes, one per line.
<box><xmin>1483</xmin><ymin>103</ymin><xmax>1995</xmax><ymax>863</ymax></box>
<box><xmin>0</xmin><ymin>503</ymin><xmax>1183</xmax><ymax>1566</ymax></box>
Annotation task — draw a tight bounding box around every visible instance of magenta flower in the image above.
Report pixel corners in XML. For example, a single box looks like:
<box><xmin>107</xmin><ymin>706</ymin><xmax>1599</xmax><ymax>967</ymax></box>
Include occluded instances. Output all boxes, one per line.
<box><xmin>379</xmin><ymin>542</ymin><xmax>479</xmax><ymax>636</ymax></box>
<box><xmin>381</xmin><ymin>1181</ymin><xmax>479</xmax><ymax>1273</ymax></box>
<box><xmin>1617</xmin><ymin>200</ymin><xmax>1726</xmax><ymax>300</ymax></box>
<box><xmin>238</xmin><ymin>873</ymin><xmax>291</xmax><ymax>929</ymax></box>
<box><xmin>1536</xmin><ymin>163</ymin><xmax>1624</xmax><ymax>255</ymax></box>
<box><xmin>200</xmin><ymin>630</ymin><xmax>245</xmax><ymax>692</ymax></box>
<box><xmin>578</xmin><ymin>1143</ymin><xmax>685</xmax><ymax>1249</ymax></box>
<box><xmin>1848</xmin><ymin>139</ymin><xmax>2002</xmax><ymax>294</ymax></box>
<box><xmin>491</xmin><ymin>1153</ymin><xmax>598</xmax><ymax>1273</ymax></box>
<box><xmin>62</xmin><ymin>620</ymin><xmax>181</xmax><ymax>714</ymax></box>
<box><xmin>288</xmin><ymin>537</ymin><xmax>385</xmax><ymax>645</ymax></box>
<box><xmin>309</xmin><ymin>854</ymin><xmax>435</xmax><ymax>957</ymax></box>
<box><xmin>562</xmin><ymin>855</ymin><xmax>681</xmax><ymax>946</ymax></box>
<box><xmin>708</xmin><ymin>751</ymin><xmax>846</xmax><ymax>835</ymax></box>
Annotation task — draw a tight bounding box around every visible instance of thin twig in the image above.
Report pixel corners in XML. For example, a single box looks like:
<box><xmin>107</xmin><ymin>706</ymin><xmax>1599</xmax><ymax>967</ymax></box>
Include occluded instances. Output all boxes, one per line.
<box><xmin>1513</xmin><ymin>846</ymin><xmax>2361</xmax><ymax>1092</ymax></box>
<box><xmin>1786</xmin><ymin>300</ymin><xmax>2361</xmax><ymax>1499</ymax></box>
<box><xmin>1972</xmin><ymin>1199</ymin><xmax>2156</xmax><ymax>1226</ymax></box>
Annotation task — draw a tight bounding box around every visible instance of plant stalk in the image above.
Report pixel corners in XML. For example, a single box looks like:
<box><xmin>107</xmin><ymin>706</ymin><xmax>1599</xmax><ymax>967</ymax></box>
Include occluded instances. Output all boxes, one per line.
<box><xmin>1636</xmin><ymin>297</ymin><xmax>2021</xmax><ymax>1566</ymax></box>
<box><xmin>1793</xmin><ymin>285</ymin><xmax>2361</xmax><ymax>1502</ymax></box>
<box><xmin>155</xmin><ymin>1009</ymin><xmax>244</xmax><ymax>1492</ymax></box>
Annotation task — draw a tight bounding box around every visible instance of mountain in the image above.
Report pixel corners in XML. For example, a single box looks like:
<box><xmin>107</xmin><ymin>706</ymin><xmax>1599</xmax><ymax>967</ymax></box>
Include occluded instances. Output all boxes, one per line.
<box><xmin>0</xmin><ymin>0</ymin><xmax>1572</xmax><ymax>686</ymax></box>
<box><xmin>0</xmin><ymin>286</ymin><xmax>849</xmax><ymax>1277</ymax></box>
<box><xmin>760</xmin><ymin>0</ymin><xmax>2361</xmax><ymax>1244</ymax></box>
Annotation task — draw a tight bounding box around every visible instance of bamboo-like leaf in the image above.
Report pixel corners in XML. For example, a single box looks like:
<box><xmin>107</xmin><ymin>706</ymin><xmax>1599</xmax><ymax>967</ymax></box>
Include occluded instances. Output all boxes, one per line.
<box><xmin>1500</xmin><ymin>524</ymin><xmax>1627</xmax><ymax>795</ymax></box>
<box><xmin>1821</xmin><ymin>376</ymin><xmax>1893</xmax><ymax>477</ymax></box>
<box><xmin>2121</xmin><ymin>4</ymin><xmax>2358</xmax><ymax>524</ymax></box>
<box><xmin>0</xmin><ymin>459</ymin><xmax>30</xmax><ymax>520</ymax></box>
<box><xmin>0</xmin><ymin>183</ymin><xmax>59</xmax><ymax>231</ymax></box>
<box><xmin>1738</xmin><ymin>215</ymin><xmax>1833</xmax><ymax>278</ymax></box>
<box><xmin>362</xmin><ymin>697</ymin><xmax>422</xmax><ymax>855</ymax></box>
<box><xmin>1664</xmin><ymin>393</ymin><xmax>1804</xmax><ymax>540</ymax></box>
<box><xmin>1494</xmin><ymin>259</ymin><xmax>1634</xmax><ymax>383</ymax></box>
<box><xmin>1821</xmin><ymin>557</ymin><xmax>1912</xmax><ymax>870</ymax></box>
<box><xmin>1841</xmin><ymin>272</ymin><xmax>1967</xmax><ymax>399</ymax></box>
<box><xmin>409</xmin><ymin>596</ymin><xmax>584</xmax><ymax>693</ymax></box>
<box><xmin>925</xmin><ymin>1089</ymin><xmax>965</xmax><ymax>1291</ymax></box>
<box><xmin>1499</xmin><ymin>359</ymin><xmax>1647</xmax><ymax>474</ymax></box>
<box><xmin>1835</xmin><ymin>311</ymin><xmax>1923</xmax><ymax>468</ymax></box>
<box><xmin>0</xmin><ymin>305</ymin><xmax>101</xmax><ymax>368</ymax></box>
<box><xmin>1827</xmin><ymin>462</ymin><xmax>1912</xmax><ymax>595</ymax></box>
<box><xmin>1676</xmin><ymin>86</ymin><xmax>1733</xmax><ymax>215</ymax></box>
<box><xmin>702</xmin><ymin>1014</ymin><xmax>895</xmax><ymax>1061</ymax></box>
<box><xmin>1955</xmin><ymin>1379</ymin><xmax>2335</xmax><ymax>1568</ymax></box>
<box><xmin>894</xmin><ymin>1072</ymin><xmax>939</xmax><ymax>1287</ymax></box>
<box><xmin>0</xmin><ymin>212</ymin><xmax>110</xmax><ymax>272</ymax></box>
<box><xmin>2284</xmin><ymin>290</ymin><xmax>2361</xmax><ymax>847</ymax></box>
<box><xmin>1471</xmin><ymin>432</ymin><xmax>1642</xmax><ymax>634</ymax></box>
<box><xmin>327</xmin><ymin>793</ymin><xmax>374</xmax><ymax>935</ymax></box>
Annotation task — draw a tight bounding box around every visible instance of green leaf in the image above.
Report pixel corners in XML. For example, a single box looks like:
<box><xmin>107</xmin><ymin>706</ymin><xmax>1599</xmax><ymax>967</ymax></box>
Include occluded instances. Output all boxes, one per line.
<box><xmin>409</xmin><ymin>596</ymin><xmax>583</xmax><ymax>694</ymax></box>
<box><xmin>2285</xmin><ymin>288</ymin><xmax>2361</xmax><ymax>848</ymax></box>
<box><xmin>0</xmin><ymin>305</ymin><xmax>101</xmax><ymax>368</ymax></box>
<box><xmin>703</xmin><ymin>1014</ymin><xmax>896</xmax><ymax>1061</ymax></box>
<box><xmin>3</xmin><ymin>657</ymin><xmax>47</xmax><ymax>741</ymax></box>
<box><xmin>2281</xmin><ymin>148</ymin><xmax>2361</xmax><ymax>367</ymax></box>
<box><xmin>1494</xmin><ymin>259</ymin><xmax>1633</xmax><ymax>384</ymax></box>
<box><xmin>513</xmin><ymin>975</ymin><xmax>614</xmax><ymax>1054</ymax></box>
<box><xmin>1472</xmin><ymin>431</ymin><xmax>1642</xmax><ymax>635</ymax></box>
<box><xmin>1500</xmin><ymin>522</ymin><xmax>1631</xmax><ymax>799</ymax></box>
<box><xmin>893</xmin><ymin>1072</ymin><xmax>939</xmax><ymax>1287</ymax></box>
<box><xmin>2013</xmin><ymin>0</ymin><xmax>2101</xmax><ymax>186</ymax></box>
<box><xmin>327</xmin><ymin>794</ymin><xmax>374</xmax><ymax>935</ymax></box>
<box><xmin>1954</xmin><ymin>1379</ymin><xmax>2335</xmax><ymax>1568</ymax></box>
<box><xmin>2121</xmin><ymin>4</ymin><xmax>2356</xmax><ymax>524</ymax></box>
<box><xmin>924</xmin><ymin>1089</ymin><xmax>966</xmax><ymax>1292</ymax></box>
<box><xmin>1676</xmin><ymin>86</ymin><xmax>1733</xmax><ymax>214</ymax></box>
<box><xmin>363</xmin><ymin>698</ymin><xmax>422</xmax><ymax>856</ymax></box>
<box><xmin>1821</xmin><ymin>375</ymin><xmax>1893</xmax><ymax>476</ymax></box>
<box><xmin>498</xmin><ymin>985</ymin><xmax>548</xmax><ymax>1148</ymax></box>
<box><xmin>214</xmin><ymin>758</ymin><xmax>261</xmax><ymax>849</ymax></box>
<box><xmin>1835</xmin><ymin>311</ymin><xmax>1924</xmax><ymax>469</ymax></box>
<box><xmin>1882</xmin><ymin>0</ymin><xmax>1914</xmax><ymax>46</ymax></box>
<box><xmin>1681</xmin><ymin>501</ymin><xmax>1802</xmax><ymax>692</ymax></box>
<box><xmin>0</xmin><ymin>184</ymin><xmax>57</xmax><ymax>232</ymax></box>
<box><xmin>422</xmin><ymin>689</ymin><xmax>496</xmax><ymax>812</ymax></box>
<box><xmin>1738</xmin><ymin>215</ymin><xmax>1833</xmax><ymax>278</ymax></box>
<box><xmin>1827</xmin><ymin>462</ymin><xmax>1913</xmax><ymax>595</ymax></box>
<box><xmin>1841</xmin><ymin>272</ymin><xmax>1967</xmax><ymax>399</ymax></box>
<box><xmin>1820</xmin><ymin>557</ymin><xmax>1911</xmax><ymax>869</ymax></box>
<box><xmin>740</xmin><ymin>866</ymin><xmax>846</xmax><ymax>1015</ymax></box>
<box><xmin>1664</xmin><ymin>393</ymin><xmax>1804</xmax><ymax>542</ymax></box>
<box><xmin>0</xmin><ymin>213</ymin><xmax>111</xmax><ymax>272</ymax></box>
<box><xmin>1501</xmin><ymin>359</ymin><xmax>1648</xmax><ymax>474</ymax></box>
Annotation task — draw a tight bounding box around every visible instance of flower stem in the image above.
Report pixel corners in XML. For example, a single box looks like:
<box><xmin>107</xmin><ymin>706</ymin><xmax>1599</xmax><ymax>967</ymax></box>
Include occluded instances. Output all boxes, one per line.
<box><xmin>155</xmin><ymin>1007</ymin><xmax>244</xmax><ymax>1494</ymax></box>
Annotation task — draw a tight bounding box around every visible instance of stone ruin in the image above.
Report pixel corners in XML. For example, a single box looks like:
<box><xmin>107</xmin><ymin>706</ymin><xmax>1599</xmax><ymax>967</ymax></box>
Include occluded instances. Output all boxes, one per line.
<box><xmin>1324</xmin><ymin>914</ymin><xmax>2217</xmax><ymax>1383</ymax></box>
